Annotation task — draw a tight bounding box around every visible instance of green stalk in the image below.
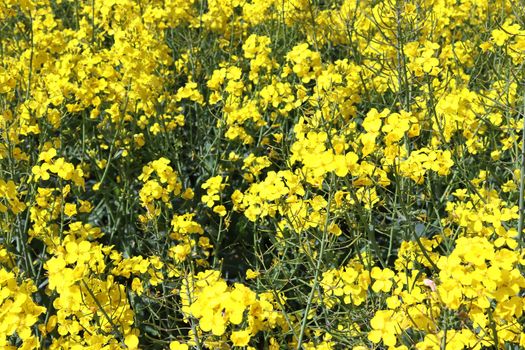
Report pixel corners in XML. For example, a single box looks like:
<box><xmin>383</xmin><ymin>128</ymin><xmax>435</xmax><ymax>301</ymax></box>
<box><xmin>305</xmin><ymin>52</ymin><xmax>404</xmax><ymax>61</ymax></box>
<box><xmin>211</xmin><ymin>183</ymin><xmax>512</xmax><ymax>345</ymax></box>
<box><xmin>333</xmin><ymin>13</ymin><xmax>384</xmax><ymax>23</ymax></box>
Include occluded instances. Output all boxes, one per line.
<box><xmin>295</xmin><ymin>174</ymin><xmax>334</xmax><ymax>350</ymax></box>
<box><xmin>518</xmin><ymin>84</ymin><xmax>525</xmax><ymax>246</ymax></box>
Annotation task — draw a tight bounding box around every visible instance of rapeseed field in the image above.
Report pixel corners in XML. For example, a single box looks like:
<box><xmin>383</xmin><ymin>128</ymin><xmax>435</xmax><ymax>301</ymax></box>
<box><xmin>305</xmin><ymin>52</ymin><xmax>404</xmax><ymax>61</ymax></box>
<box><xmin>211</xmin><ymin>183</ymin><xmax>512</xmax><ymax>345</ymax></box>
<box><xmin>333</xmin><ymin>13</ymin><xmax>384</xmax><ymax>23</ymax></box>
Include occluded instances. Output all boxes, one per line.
<box><xmin>1</xmin><ymin>0</ymin><xmax>525</xmax><ymax>349</ymax></box>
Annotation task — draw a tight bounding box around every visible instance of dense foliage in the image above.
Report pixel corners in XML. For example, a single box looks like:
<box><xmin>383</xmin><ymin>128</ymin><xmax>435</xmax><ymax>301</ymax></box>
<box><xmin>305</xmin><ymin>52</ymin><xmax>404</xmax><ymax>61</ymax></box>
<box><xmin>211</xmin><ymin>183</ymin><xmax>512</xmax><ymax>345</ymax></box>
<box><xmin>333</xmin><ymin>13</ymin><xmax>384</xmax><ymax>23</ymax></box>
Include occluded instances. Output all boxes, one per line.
<box><xmin>2</xmin><ymin>0</ymin><xmax>525</xmax><ymax>349</ymax></box>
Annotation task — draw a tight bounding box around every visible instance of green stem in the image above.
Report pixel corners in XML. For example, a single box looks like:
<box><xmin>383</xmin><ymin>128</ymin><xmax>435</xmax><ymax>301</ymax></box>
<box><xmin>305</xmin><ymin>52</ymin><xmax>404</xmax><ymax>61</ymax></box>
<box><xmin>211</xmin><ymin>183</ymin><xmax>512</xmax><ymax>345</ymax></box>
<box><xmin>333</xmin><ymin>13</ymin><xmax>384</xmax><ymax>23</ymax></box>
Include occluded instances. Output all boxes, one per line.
<box><xmin>518</xmin><ymin>83</ymin><xmax>525</xmax><ymax>245</ymax></box>
<box><xmin>295</xmin><ymin>174</ymin><xmax>334</xmax><ymax>350</ymax></box>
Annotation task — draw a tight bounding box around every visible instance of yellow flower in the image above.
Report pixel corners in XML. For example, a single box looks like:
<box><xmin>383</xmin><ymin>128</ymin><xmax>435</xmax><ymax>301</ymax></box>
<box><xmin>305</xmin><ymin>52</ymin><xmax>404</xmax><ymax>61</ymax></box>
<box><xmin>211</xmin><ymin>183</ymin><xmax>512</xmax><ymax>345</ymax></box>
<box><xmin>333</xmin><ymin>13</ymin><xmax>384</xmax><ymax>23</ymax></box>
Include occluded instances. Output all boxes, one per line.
<box><xmin>502</xmin><ymin>180</ymin><xmax>517</xmax><ymax>193</ymax></box>
<box><xmin>38</xmin><ymin>147</ymin><xmax>57</xmax><ymax>163</ymax></box>
<box><xmin>170</xmin><ymin>243</ymin><xmax>191</xmax><ymax>263</ymax></box>
<box><xmin>371</xmin><ymin>267</ymin><xmax>395</xmax><ymax>293</ymax></box>
<box><xmin>231</xmin><ymin>329</ymin><xmax>251</xmax><ymax>347</ymax></box>
<box><xmin>131</xmin><ymin>278</ymin><xmax>144</xmax><ymax>296</ymax></box>
<box><xmin>124</xmin><ymin>334</ymin><xmax>139</xmax><ymax>349</ymax></box>
<box><xmin>368</xmin><ymin>310</ymin><xmax>398</xmax><ymax>347</ymax></box>
<box><xmin>182</xmin><ymin>188</ymin><xmax>194</xmax><ymax>200</ymax></box>
<box><xmin>49</xmin><ymin>157</ymin><xmax>75</xmax><ymax>180</ymax></box>
<box><xmin>78</xmin><ymin>200</ymin><xmax>93</xmax><ymax>213</ymax></box>
<box><xmin>246</xmin><ymin>269</ymin><xmax>260</xmax><ymax>279</ymax></box>
<box><xmin>170</xmin><ymin>341</ymin><xmax>189</xmax><ymax>350</ymax></box>
<box><xmin>213</xmin><ymin>205</ymin><xmax>227</xmax><ymax>216</ymax></box>
<box><xmin>31</xmin><ymin>164</ymin><xmax>50</xmax><ymax>181</ymax></box>
<box><xmin>64</xmin><ymin>203</ymin><xmax>77</xmax><ymax>217</ymax></box>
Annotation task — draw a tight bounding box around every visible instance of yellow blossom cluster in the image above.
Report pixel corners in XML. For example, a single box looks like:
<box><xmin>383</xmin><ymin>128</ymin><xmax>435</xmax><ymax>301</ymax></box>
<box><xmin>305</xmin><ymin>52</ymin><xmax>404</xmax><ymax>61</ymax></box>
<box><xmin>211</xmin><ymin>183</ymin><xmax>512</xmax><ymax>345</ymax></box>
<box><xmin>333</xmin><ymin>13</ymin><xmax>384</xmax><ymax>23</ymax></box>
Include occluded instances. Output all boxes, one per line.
<box><xmin>0</xmin><ymin>269</ymin><xmax>46</xmax><ymax>349</ymax></box>
<box><xmin>138</xmin><ymin>157</ymin><xmax>182</xmax><ymax>221</ymax></box>
<box><xmin>180</xmin><ymin>270</ymin><xmax>287</xmax><ymax>347</ymax></box>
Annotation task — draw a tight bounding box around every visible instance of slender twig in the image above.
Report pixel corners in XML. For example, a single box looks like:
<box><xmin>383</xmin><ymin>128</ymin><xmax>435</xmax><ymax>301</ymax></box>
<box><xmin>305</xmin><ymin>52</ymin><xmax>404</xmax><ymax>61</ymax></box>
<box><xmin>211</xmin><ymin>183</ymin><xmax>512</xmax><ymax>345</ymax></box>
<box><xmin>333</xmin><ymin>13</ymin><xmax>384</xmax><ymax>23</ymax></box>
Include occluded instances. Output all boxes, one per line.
<box><xmin>296</xmin><ymin>174</ymin><xmax>334</xmax><ymax>349</ymax></box>
<box><xmin>518</xmin><ymin>83</ymin><xmax>525</xmax><ymax>245</ymax></box>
